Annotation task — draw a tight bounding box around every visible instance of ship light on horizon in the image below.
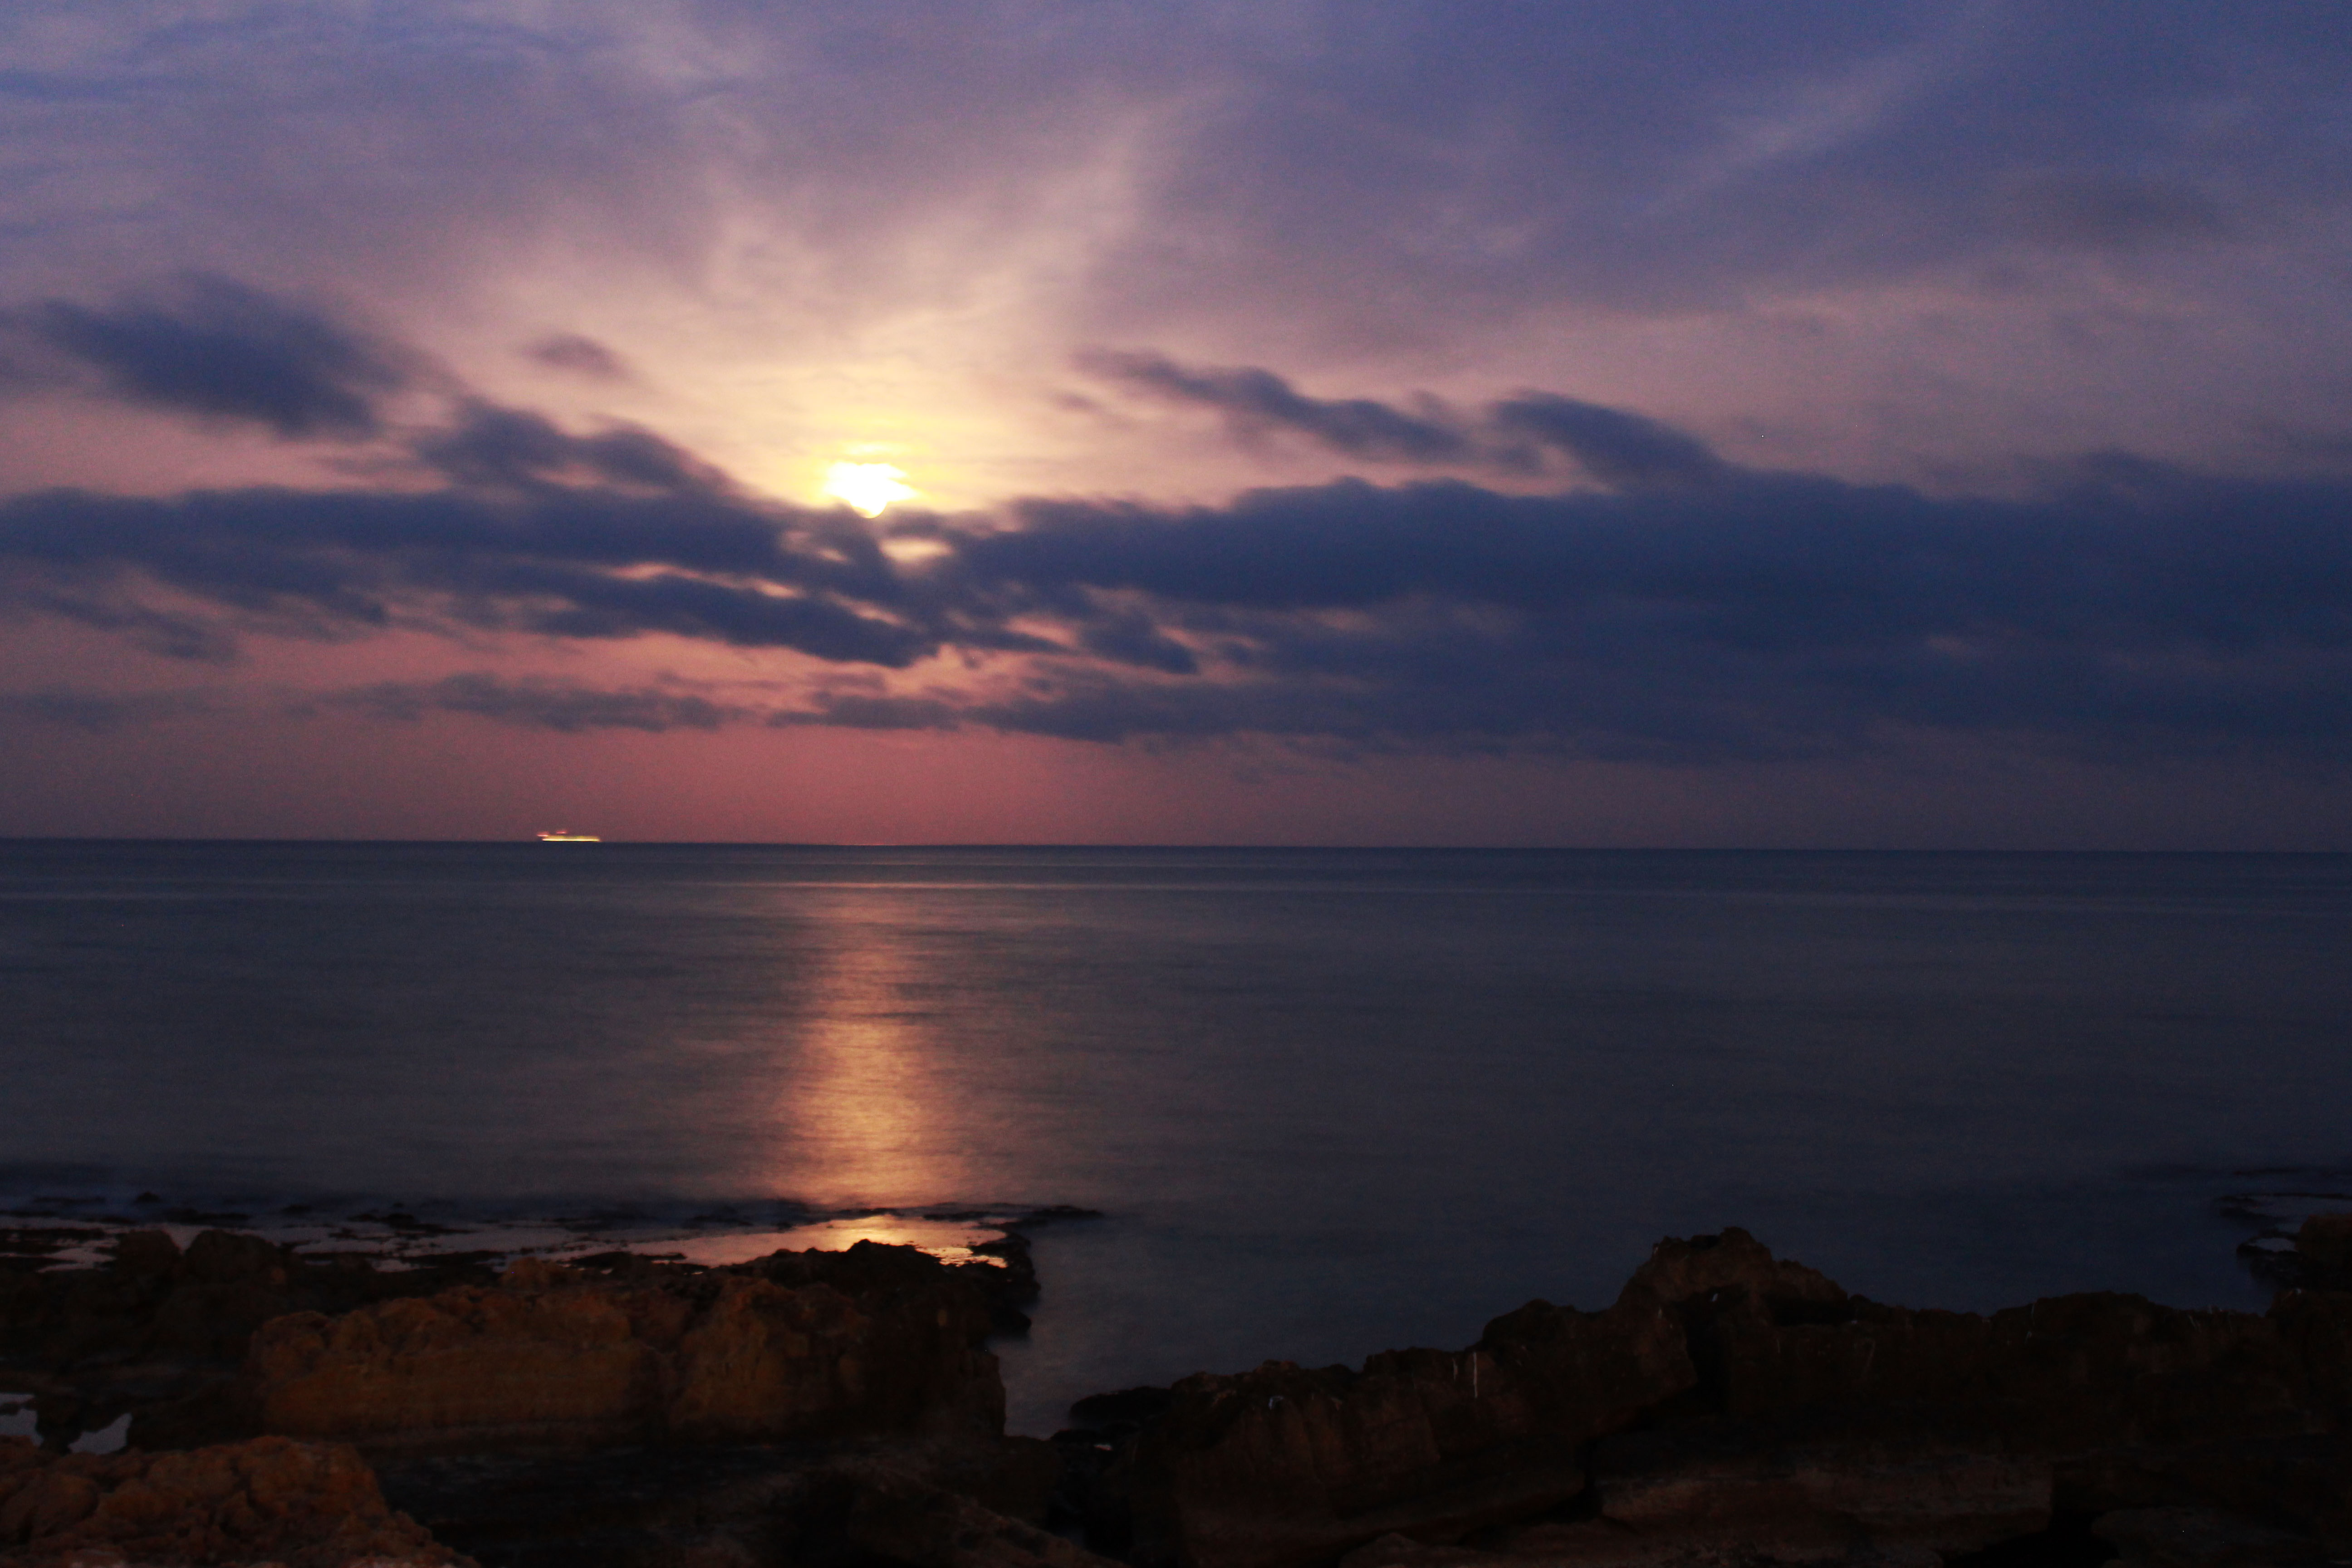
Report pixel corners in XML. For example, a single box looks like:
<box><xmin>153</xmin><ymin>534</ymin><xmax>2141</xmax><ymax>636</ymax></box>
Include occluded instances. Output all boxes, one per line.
<box><xmin>823</xmin><ymin>461</ymin><xmax>917</xmax><ymax>517</ymax></box>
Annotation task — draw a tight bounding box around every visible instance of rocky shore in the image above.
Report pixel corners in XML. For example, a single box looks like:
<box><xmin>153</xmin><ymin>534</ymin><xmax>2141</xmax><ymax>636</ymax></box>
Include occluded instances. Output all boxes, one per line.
<box><xmin>6</xmin><ymin>1216</ymin><xmax>2352</xmax><ymax>1568</ymax></box>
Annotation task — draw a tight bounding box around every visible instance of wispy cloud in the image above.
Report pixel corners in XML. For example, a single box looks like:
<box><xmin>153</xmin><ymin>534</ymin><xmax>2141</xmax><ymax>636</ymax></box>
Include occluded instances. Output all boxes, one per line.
<box><xmin>1082</xmin><ymin>352</ymin><xmax>1729</xmax><ymax>487</ymax></box>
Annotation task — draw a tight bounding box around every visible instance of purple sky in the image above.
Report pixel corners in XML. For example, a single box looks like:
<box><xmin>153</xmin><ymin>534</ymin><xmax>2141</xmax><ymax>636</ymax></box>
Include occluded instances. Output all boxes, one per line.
<box><xmin>4</xmin><ymin>2</ymin><xmax>2350</xmax><ymax>845</ymax></box>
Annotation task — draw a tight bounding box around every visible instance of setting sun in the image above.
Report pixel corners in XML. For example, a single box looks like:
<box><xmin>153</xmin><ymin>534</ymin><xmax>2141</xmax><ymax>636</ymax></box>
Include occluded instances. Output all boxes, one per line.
<box><xmin>823</xmin><ymin>461</ymin><xmax>917</xmax><ymax>517</ymax></box>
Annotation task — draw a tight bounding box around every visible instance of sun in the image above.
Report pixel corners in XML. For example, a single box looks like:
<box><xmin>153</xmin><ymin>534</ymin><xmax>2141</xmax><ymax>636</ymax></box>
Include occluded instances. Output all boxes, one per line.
<box><xmin>823</xmin><ymin>461</ymin><xmax>918</xmax><ymax>517</ymax></box>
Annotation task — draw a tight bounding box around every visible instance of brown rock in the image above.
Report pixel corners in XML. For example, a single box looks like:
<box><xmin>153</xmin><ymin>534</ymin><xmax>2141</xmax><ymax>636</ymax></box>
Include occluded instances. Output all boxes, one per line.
<box><xmin>4</xmin><ymin>1228</ymin><xmax>505</xmax><ymax>1453</ymax></box>
<box><xmin>226</xmin><ymin>1242</ymin><xmax>1002</xmax><ymax>1457</ymax></box>
<box><xmin>1113</xmin><ymin>1300</ymin><xmax>1693</xmax><ymax>1568</ymax></box>
<box><xmin>0</xmin><ymin>1432</ymin><xmax>466</xmax><ymax>1566</ymax></box>
<box><xmin>249</xmin><ymin>1279</ymin><xmax>664</xmax><ymax>1452</ymax></box>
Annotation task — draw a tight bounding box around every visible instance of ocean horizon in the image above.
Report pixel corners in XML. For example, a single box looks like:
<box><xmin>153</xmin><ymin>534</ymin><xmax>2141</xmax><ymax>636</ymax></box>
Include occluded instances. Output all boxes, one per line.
<box><xmin>7</xmin><ymin>840</ymin><xmax>2350</xmax><ymax>1433</ymax></box>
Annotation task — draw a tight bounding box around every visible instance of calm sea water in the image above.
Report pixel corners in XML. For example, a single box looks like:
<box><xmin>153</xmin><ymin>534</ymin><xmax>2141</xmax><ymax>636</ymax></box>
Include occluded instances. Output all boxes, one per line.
<box><xmin>5</xmin><ymin>842</ymin><xmax>2351</xmax><ymax>1431</ymax></box>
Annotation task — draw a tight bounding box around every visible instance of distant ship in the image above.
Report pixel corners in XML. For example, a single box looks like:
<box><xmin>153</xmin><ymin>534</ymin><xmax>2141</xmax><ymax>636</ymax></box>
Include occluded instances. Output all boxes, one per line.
<box><xmin>536</xmin><ymin>830</ymin><xmax>602</xmax><ymax>843</ymax></box>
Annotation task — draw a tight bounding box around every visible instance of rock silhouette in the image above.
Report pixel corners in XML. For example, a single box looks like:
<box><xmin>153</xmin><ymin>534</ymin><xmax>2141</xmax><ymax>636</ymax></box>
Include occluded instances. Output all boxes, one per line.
<box><xmin>1091</xmin><ymin>1229</ymin><xmax>2352</xmax><ymax>1568</ymax></box>
<box><xmin>0</xmin><ymin>1434</ymin><xmax>462</xmax><ymax>1567</ymax></box>
<box><xmin>8</xmin><ymin>1223</ymin><xmax>2352</xmax><ymax>1567</ymax></box>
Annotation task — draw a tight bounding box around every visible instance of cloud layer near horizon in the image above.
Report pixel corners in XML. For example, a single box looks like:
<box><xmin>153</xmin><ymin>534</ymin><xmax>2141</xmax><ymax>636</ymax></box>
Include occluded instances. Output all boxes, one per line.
<box><xmin>5</xmin><ymin>280</ymin><xmax>2350</xmax><ymax>772</ymax></box>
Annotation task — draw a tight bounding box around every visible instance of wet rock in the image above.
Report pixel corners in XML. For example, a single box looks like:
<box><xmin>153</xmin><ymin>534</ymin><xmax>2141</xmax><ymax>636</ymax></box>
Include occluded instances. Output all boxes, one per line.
<box><xmin>0</xmin><ymin>1432</ymin><xmax>467</xmax><ymax>1566</ymax></box>
<box><xmin>176</xmin><ymin>1242</ymin><xmax>1004</xmax><ymax>1458</ymax></box>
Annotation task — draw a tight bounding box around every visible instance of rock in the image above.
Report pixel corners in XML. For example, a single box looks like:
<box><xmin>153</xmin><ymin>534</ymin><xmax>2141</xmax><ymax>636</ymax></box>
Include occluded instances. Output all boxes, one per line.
<box><xmin>1109</xmin><ymin>1299</ymin><xmax>1693</xmax><ymax>1568</ymax></box>
<box><xmin>1084</xmin><ymin>1229</ymin><xmax>2352</xmax><ymax>1568</ymax></box>
<box><xmin>2092</xmin><ymin>1505</ymin><xmax>2325</xmax><ymax>1568</ymax></box>
<box><xmin>1582</xmin><ymin>1407</ymin><xmax>2051</xmax><ymax>1565</ymax></box>
<box><xmin>108</xmin><ymin>1230</ymin><xmax>183</xmax><ymax>1277</ymax></box>
<box><xmin>1614</xmin><ymin>1228</ymin><xmax>1847</xmax><ymax>1315</ymax></box>
<box><xmin>1335</xmin><ymin>1532</ymin><xmax>1506</xmax><ymax>1568</ymax></box>
<box><xmin>2270</xmin><ymin>1289</ymin><xmax>2352</xmax><ymax>1426</ymax></box>
<box><xmin>207</xmin><ymin>1242</ymin><xmax>1004</xmax><ymax>1457</ymax></box>
<box><xmin>1069</xmin><ymin>1386</ymin><xmax>1175</xmax><ymax>1433</ymax></box>
<box><xmin>3</xmin><ymin>1229</ymin><xmax>501</xmax><ymax>1450</ymax></box>
<box><xmin>0</xmin><ymin>1432</ymin><xmax>467</xmax><ymax>1566</ymax></box>
<box><xmin>2294</xmin><ymin>1215</ymin><xmax>2352</xmax><ymax>1284</ymax></box>
<box><xmin>368</xmin><ymin>1440</ymin><xmax>1091</xmax><ymax>1568</ymax></box>
<box><xmin>2056</xmin><ymin>1434</ymin><xmax>2352</xmax><ymax>1554</ymax></box>
<box><xmin>1700</xmin><ymin>1287</ymin><xmax>2319</xmax><ymax>1452</ymax></box>
<box><xmin>842</xmin><ymin>1463</ymin><xmax>1127</xmax><ymax>1568</ymax></box>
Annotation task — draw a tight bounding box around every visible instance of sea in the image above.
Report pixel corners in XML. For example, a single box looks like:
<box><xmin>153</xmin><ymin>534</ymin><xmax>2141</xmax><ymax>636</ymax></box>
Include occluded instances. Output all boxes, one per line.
<box><xmin>4</xmin><ymin>841</ymin><xmax>2351</xmax><ymax>1435</ymax></box>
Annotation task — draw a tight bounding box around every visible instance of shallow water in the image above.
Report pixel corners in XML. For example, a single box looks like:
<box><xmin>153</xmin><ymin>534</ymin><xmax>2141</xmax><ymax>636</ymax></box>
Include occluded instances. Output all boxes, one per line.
<box><xmin>5</xmin><ymin>842</ymin><xmax>2350</xmax><ymax>1431</ymax></box>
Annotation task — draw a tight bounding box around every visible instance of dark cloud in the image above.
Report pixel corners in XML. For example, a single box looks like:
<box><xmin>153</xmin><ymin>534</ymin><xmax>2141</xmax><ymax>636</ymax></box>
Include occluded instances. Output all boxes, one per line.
<box><xmin>329</xmin><ymin>673</ymin><xmax>746</xmax><ymax>733</ymax></box>
<box><xmin>1082</xmin><ymin>350</ymin><xmax>1475</xmax><ymax>464</ymax></box>
<box><xmin>1086</xmin><ymin>353</ymin><xmax>1727</xmax><ymax>487</ymax></box>
<box><xmin>0</xmin><ymin>478</ymin><xmax>936</xmax><ymax>666</ymax></box>
<box><xmin>521</xmin><ymin>334</ymin><xmax>635</xmax><ymax>382</ymax></box>
<box><xmin>0</xmin><ymin>687</ymin><xmax>218</xmax><ymax>732</ymax></box>
<box><xmin>930</xmin><ymin>461</ymin><xmax>2352</xmax><ymax>762</ymax></box>
<box><xmin>5</xmin><ymin>369</ymin><xmax>2352</xmax><ymax>768</ymax></box>
<box><xmin>2000</xmin><ymin>174</ymin><xmax>2230</xmax><ymax>251</ymax></box>
<box><xmin>1485</xmin><ymin>395</ymin><xmax>1730</xmax><ymax>488</ymax></box>
<box><xmin>15</xmin><ymin>275</ymin><xmax>409</xmax><ymax>439</ymax></box>
<box><xmin>412</xmin><ymin>400</ymin><xmax>734</xmax><ymax>495</ymax></box>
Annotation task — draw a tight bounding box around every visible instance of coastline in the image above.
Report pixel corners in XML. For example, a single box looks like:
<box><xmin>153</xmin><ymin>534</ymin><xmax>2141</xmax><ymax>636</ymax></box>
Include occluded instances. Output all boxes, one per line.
<box><xmin>6</xmin><ymin>1212</ymin><xmax>2352</xmax><ymax>1567</ymax></box>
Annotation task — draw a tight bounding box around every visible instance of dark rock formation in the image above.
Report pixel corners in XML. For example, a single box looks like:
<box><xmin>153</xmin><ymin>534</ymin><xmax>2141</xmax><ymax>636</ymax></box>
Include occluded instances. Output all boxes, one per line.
<box><xmin>1084</xmin><ymin>1227</ymin><xmax>2352</xmax><ymax>1568</ymax></box>
<box><xmin>0</xmin><ymin>1432</ymin><xmax>466</xmax><ymax>1566</ymax></box>
<box><xmin>21</xmin><ymin>1216</ymin><xmax>2352</xmax><ymax>1568</ymax></box>
<box><xmin>367</xmin><ymin>1440</ymin><xmax>1093</xmax><ymax>1568</ymax></box>
<box><xmin>1099</xmin><ymin>1293</ymin><xmax>1694</xmax><ymax>1568</ymax></box>
<box><xmin>134</xmin><ymin>1243</ymin><xmax>1006</xmax><ymax>1458</ymax></box>
<box><xmin>0</xmin><ymin>1228</ymin><xmax>499</xmax><ymax>1449</ymax></box>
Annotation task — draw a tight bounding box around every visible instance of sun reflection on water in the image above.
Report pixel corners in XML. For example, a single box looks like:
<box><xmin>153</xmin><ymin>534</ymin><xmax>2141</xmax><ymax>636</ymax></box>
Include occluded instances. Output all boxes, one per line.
<box><xmin>776</xmin><ymin>901</ymin><xmax>972</xmax><ymax>1208</ymax></box>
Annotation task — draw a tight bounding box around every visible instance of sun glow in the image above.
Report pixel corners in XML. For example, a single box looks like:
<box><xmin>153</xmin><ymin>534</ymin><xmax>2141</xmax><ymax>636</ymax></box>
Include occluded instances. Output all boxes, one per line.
<box><xmin>823</xmin><ymin>461</ymin><xmax>918</xmax><ymax>517</ymax></box>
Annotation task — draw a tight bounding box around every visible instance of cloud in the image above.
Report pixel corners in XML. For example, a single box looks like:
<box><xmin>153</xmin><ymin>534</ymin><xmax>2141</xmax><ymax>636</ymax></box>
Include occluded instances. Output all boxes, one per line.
<box><xmin>0</xmin><ymin>479</ymin><xmax>938</xmax><ymax>666</ymax></box>
<box><xmin>328</xmin><ymin>673</ymin><xmax>747</xmax><ymax>733</ymax></box>
<box><xmin>521</xmin><ymin>334</ymin><xmax>635</xmax><ymax>382</ymax></box>
<box><xmin>12</xmin><ymin>274</ymin><xmax>411</xmax><ymax>439</ymax></box>
<box><xmin>0</xmin><ymin>687</ymin><xmax>220</xmax><ymax>732</ymax></box>
<box><xmin>1081</xmin><ymin>350</ymin><xmax>1476</xmax><ymax>465</ymax></box>
<box><xmin>412</xmin><ymin>400</ymin><xmax>733</xmax><ymax>495</ymax></box>
<box><xmin>1085</xmin><ymin>352</ymin><xmax>1728</xmax><ymax>486</ymax></box>
<box><xmin>2000</xmin><ymin>174</ymin><xmax>2230</xmax><ymax>251</ymax></box>
<box><xmin>4</xmin><ymin>336</ymin><xmax>2351</xmax><ymax>769</ymax></box>
<box><xmin>928</xmin><ymin>460</ymin><xmax>2352</xmax><ymax>762</ymax></box>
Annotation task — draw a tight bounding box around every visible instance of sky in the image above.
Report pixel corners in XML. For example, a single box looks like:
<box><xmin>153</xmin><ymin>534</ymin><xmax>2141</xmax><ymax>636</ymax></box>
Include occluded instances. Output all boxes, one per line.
<box><xmin>3</xmin><ymin>1</ymin><xmax>2350</xmax><ymax>846</ymax></box>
